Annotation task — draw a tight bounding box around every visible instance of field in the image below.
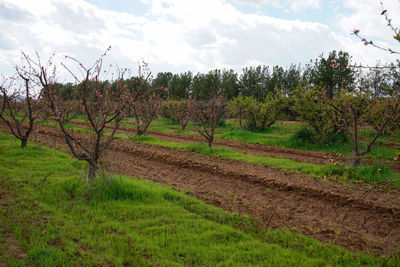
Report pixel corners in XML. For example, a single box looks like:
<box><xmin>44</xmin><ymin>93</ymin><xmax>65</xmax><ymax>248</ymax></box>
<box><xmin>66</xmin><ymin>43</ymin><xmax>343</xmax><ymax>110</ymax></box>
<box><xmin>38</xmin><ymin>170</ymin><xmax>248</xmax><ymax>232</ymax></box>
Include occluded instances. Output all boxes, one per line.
<box><xmin>1</xmin><ymin>117</ymin><xmax>400</xmax><ymax>265</ymax></box>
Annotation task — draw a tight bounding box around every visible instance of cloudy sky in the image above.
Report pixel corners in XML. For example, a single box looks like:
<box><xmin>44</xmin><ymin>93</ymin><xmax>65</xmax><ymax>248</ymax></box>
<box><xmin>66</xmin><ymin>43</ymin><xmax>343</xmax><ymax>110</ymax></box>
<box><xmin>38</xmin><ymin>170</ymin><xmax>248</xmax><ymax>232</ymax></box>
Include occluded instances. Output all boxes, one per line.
<box><xmin>0</xmin><ymin>0</ymin><xmax>399</xmax><ymax>78</ymax></box>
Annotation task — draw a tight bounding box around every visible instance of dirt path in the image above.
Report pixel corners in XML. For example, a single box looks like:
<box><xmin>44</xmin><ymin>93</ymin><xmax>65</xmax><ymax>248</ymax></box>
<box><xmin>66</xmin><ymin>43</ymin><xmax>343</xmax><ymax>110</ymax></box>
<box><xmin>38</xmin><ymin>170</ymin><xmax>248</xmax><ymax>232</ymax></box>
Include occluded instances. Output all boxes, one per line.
<box><xmin>4</xmin><ymin>123</ymin><xmax>400</xmax><ymax>256</ymax></box>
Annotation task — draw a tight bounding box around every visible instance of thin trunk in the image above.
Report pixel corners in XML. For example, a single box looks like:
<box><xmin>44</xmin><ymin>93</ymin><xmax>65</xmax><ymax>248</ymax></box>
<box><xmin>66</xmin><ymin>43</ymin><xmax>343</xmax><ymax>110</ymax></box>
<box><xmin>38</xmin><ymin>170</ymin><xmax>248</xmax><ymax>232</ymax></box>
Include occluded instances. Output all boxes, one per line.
<box><xmin>350</xmin><ymin>109</ymin><xmax>359</xmax><ymax>166</ymax></box>
<box><xmin>88</xmin><ymin>161</ymin><xmax>98</xmax><ymax>181</ymax></box>
<box><xmin>21</xmin><ymin>137</ymin><xmax>27</xmax><ymax>148</ymax></box>
<box><xmin>208</xmin><ymin>136</ymin><xmax>213</xmax><ymax>147</ymax></box>
<box><xmin>353</xmin><ymin>111</ymin><xmax>358</xmax><ymax>157</ymax></box>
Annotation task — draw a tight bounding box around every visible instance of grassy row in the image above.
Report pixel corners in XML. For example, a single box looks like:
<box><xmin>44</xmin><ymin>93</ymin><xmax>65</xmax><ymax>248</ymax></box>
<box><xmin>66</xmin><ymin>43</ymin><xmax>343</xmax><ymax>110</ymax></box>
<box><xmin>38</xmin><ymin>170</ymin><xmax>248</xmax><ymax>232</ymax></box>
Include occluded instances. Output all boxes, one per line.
<box><xmin>0</xmin><ymin>132</ymin><xmax>397</xmax><ymax>266</ymax></box>
<box><xmin>148</xmin><ymin>118</ymin><xmax>399</xmax><ymax>159</ymax></box>
<box><xmin>130</xmin><ymin>135</ymin><xmax>400</xmax><ymax>184</ymax></box>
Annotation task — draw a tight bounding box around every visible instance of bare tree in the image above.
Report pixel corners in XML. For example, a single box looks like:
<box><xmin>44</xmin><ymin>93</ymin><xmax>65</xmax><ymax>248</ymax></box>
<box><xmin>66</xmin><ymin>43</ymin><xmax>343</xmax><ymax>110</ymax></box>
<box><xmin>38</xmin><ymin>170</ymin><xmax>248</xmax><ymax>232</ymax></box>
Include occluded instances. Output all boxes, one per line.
<box><xmin>188</xmin><ymin>94</ymin><xmax>226</xmax><ymax>147</ymax></box>
<box><xmin>129</xmin><ymin>91</ymin><xmax>163</xmax><ymax>135</ymax></box>
<box><xmin>0</xmin><ymin>66</ymin><xmax>44</xmax><ymax>148</ymax></box>
<box><xmin>30</xmin><ymin>48</ymin><xmax>129</xmax><ymax>180</ymax></box>
<box><xmin>127</xmin><ymin>62</ymin><xmax>165</xmax><ymax>135</ymax></box>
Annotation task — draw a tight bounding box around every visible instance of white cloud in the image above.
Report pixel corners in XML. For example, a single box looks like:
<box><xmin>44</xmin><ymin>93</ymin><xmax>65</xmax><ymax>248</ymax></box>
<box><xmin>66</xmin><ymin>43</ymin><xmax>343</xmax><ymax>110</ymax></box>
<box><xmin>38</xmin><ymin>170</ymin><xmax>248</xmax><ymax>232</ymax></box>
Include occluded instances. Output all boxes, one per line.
<box><xmin>0</xmin><ymin>0</ymin><xmax>398</xmax><ymax>80</ymax></box>
<box><xmin>231</xmin><ymin>0</ymin><xmax>321</xmax><ymax>10</ymax></box>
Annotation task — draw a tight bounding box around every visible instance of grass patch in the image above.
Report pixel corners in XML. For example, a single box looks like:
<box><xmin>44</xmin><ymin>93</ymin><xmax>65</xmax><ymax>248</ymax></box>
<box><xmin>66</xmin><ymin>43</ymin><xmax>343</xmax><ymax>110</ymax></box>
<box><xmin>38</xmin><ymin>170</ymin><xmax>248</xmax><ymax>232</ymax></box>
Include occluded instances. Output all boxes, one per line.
<box><xmin>217</xmin><ymin>127</ymin><xmax>398</xmax><ymax>160</ymax></box>
<box><xmin>0</xmin><ymin>131</ymin><xmax>397</xmax><ymax>266</ymax></box>
<box><xmin>132</xmin><ymin>134</ymin><xmax>400</xmax><ymax>185</ymax></box>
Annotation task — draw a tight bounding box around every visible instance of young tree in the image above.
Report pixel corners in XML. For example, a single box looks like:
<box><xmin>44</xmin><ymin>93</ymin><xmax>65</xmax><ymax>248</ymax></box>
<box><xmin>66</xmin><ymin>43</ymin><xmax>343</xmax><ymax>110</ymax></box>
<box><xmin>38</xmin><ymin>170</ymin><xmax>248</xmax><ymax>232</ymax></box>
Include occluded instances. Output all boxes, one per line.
<box><xmin>322</xmin><ymin>88</ymin><xmax>400</xmax><ymax>164</ymax></box>
<box><xmin>128</xmin><ymin>88</ymin><xmax>164</xmax><ymax>135</ymax></box>
<box><xmin>294</xmin><ymin>86</ymin><xmax>336</xmax><ymax>138</ymax></box>
<box><xmin>161</xmin><ymin>99</ymin><xmax>190</xmax><ymax>130</ymax></box>
<box><xmin>0</xmin><ymin>70</ymin><xmax>44</xmax><ymax>148</ymax></box>
<box><xmin>127</xmin><ymin>62</ymin><xmax>165</xmax><ymax>136</ymax></box>
<box><xmin>188</xmin><ymin>94</ymin><xmax>226</xmax><ymax>147</ymax></box>
<box><xmin>32</xmin><ymin>48</ymin><xmax>129</xmax><ymax>180</ymax></box>
<box><xmin>227</xmin><ymin>95</ymin><xmax>250</xmax><ymax>129</ymax></box>
<box><xmin>227</xmin><ymin>94</ymin><xmax>283</xmax><ymax>131</ymax></box>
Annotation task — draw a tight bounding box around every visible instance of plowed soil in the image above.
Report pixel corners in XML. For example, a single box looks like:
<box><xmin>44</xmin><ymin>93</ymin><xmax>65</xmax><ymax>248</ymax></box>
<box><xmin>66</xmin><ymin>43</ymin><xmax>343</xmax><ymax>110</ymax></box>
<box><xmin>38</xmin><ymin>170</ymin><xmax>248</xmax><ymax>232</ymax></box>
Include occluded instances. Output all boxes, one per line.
<box><xmin>2</xmin><ymin>122</ymin><xmax>400</xmax><ymax>256</ymax></box>
<box><xmin>71</xmin><ymin>119</ymin><xmax>338</xmax><ymax>165</ymax></box>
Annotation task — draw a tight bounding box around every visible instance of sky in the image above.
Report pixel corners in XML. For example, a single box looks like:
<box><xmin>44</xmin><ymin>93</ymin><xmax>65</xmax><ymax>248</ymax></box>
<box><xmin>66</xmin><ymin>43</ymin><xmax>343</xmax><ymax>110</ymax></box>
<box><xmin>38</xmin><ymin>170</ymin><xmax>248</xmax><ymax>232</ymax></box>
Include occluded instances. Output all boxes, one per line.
<box><xmin>0</xmin><ymin>0</ymin><xmax>399</xmax><ymax>80</ymax></box>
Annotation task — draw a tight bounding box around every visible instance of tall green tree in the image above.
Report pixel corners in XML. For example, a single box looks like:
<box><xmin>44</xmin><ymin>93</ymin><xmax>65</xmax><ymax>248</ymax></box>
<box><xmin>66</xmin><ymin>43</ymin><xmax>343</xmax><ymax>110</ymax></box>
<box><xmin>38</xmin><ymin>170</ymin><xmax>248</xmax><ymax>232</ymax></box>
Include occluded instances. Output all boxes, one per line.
<box><xmin>239</xmin><ymin>65</ymin><xmax>270</xmax><ymax>100</ymax></box>
<box><xmin>169</xmin><ymin>72</ymin><xmax>192</xmax><ymax>99</ymax></box>
<box><xmin>305</xmin><ymin>50</ymin><xmax>355</xmax><ymax>98</ymax></box>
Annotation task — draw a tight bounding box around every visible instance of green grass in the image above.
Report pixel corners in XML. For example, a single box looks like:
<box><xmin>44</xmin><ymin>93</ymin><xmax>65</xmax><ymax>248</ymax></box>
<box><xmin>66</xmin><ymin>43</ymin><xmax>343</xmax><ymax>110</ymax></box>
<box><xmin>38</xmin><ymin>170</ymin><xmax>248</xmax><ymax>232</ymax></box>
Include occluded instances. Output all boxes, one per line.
<box><xmin>132</xmin><ymin>134</ymin><xmax>324</xmax><ymax>176</ymax></box>
<box><xmin>216</xmin><ymin>128</ymin><xmax>399</xmax><ymax>160</ymax></box>
<box><xmin>152</xmin><ymin>118</ymin><xmax>398</xmax><ymax>160</ymax></box>
<box><xmin>0</xmin><ymin>132</ymin><xmax>397</xmax><ymax>266</ymax></box>
<box><xmin>130</xmin><ymin>134</ymin><xmax>400</xmax><ymax>184</ymax></box>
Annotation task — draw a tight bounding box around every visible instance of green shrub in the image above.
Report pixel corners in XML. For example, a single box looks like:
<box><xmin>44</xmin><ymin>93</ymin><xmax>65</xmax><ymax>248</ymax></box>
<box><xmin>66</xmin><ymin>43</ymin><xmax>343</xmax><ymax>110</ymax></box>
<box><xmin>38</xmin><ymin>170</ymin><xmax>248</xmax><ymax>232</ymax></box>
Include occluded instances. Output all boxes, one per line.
<box><xmin>322</xmin><ymin>130</ymin><xmax>349</xmax><ymax>145</ymax></box>
<box><xmin>290</xmin><ymin>127</ymin><xmax>317</xmax><ymax>144</ymax></box>
<box><xmin>227</xmin><ymin>94</ymin><xmax>283</xmax><ymax>131</ymax></box>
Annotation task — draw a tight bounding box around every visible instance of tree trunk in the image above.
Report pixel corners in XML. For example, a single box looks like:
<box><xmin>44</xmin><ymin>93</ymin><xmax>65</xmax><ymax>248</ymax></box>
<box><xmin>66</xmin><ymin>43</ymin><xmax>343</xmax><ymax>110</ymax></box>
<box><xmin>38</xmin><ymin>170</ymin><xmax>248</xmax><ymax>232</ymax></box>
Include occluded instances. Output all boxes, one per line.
<box><xmin>88</xmin><ymin>161</ymin><xmax>98</xmax><ymax>181</ymax></box>
<box><xmin>137</xmin><ymin>128</ymin><xmax>144</xmax><ymax>135</ymax></box>
<box><xmin>208</xmin><ymin>136</ymin><xmax>213</xmax><ymax>147</ymax></box>
<box><xmin>348</xmin><ymin>151</ymin><xmax>360</xmax><ymax>166</ymax></box>
<box><xmin>21</xmin><ymin>138</ymin><xmax>28</xmax><ymax>148</ymax></box>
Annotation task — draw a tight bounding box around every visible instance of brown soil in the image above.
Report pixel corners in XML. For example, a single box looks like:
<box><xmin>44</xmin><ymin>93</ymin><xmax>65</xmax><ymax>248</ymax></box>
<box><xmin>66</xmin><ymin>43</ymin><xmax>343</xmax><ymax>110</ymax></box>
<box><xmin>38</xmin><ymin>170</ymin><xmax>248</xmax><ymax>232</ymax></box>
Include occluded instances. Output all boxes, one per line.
<box><xmin>147</xmin><ymin>130</ymin><xmax>337</xmax><ymax>165</ymax></box>
<box><xmin>70</xmin><ymin>119</ymin><xmax>337</xmax><ymax>165</ymax></box>
<box><xmin>3</xmin><ymin>122</ymin><xmax>400</xmax><ymax>256</ymax></box>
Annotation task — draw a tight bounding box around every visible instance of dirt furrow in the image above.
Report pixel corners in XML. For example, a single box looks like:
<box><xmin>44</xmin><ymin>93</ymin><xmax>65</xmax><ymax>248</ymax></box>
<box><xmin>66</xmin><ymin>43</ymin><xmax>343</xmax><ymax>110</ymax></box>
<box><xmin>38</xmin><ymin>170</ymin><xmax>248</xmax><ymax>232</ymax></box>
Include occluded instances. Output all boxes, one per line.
<box><xmin>106</xmin><ymin>143</ymin><xmax>400</xmax><ymax>255</ymax></box>
<box><xmin>69</xmin><ymin>119</ymin><xmax>335</xmax><ymax>165</ymax></box>
<box><xmin>146</xmin><ymin>130</ymin><xmax>333</xmax><ymax>165</ymax></box>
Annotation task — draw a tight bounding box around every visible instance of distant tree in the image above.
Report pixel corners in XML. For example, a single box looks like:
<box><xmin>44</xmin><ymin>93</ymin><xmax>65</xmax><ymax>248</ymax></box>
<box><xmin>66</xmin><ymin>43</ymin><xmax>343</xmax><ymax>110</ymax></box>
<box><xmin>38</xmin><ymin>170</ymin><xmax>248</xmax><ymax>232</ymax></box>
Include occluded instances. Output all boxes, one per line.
<box><xmin>221</xmin><ymin>69</ymin><xmax>239</xmax><ymax>99</ymax></box>
<box><xmin>294</xmin><ymin>86</ymin><xmax>336</xmax><ymax>138</ymax></box>
<box><xmin>0</xmin><ymin>62</ymin><xmax>44</xmax><ymax>148</ymax></box>
<box><xmin>322</xmin><ymin>88</ymin><xmax>400</xmax><ymax>164</ymax></box>
<box><xmin>161</xmin><ymin>99</ymin><xmax>189</xmax><ymax>130</ymax></box>
<box><xmin>152</xmin><ymin>72</ymin><xmax>173</xmax><ymax>98</ymax></box>
<box><xmin>228</xmin><ymin>94</ymin><xmax>283</xmax><ymax>131</ymax></box>
<box><xmin>239</xmin><ymin>65</ymin><xmax>270</xmax><ymax>100</ymax></box>
<box><xmin>128</xmin><ymin>86</ymin><xmax>164</xmax><ymax>136</ymax></box>
<box><xmin>268</xmin><ymin>65</ymin><xmax>285</xmax><ymax>93</ymax></box>
<box><xmin>192</xmin><ymin>70</ymin><xmax>223</xmax><ymax>100</ymax></box>
<box><xmin>305</xmin><ymin>50</ymin><xmax>355</xmax><ymax>98</ymax></box>
<box><xmin>357</xmin><ymin>65</ymin><xmax>391</xmax><ymax>97</ymax></box>
<box><xmin>188</xmin><ymin>94</ymin><xmax>226</xmax><ymax>147</ymax></box>
<box><xmin>282</xmin><ymin>64</ymin><xmax>302</xmax><ymax>96</ymax></box>
<box><xmin>169</xmin><ymin>72</ymin><xmax>192</xmax><ymax>99</ymax></box>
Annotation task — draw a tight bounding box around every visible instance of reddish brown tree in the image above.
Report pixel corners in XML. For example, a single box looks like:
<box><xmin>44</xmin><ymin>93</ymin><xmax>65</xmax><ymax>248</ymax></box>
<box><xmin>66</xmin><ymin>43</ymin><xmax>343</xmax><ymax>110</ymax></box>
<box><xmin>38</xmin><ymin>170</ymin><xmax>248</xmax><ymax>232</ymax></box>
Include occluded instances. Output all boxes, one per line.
<box><xmin>30</xmin><ymin>49</ymin><xmax>129</xmax><ymax>180</ymax></box>
<box><xmin>188</xmin><ymin>94</ymin><xmax>226</xmax><ymax>147</ymax></box>
<box><xmin>126</xmin><ymin>62</ymin><xmax>165</xmax><ymax>135</ymax></box>
<box><xmin>0</xmin><ymin>65</ymin><xmax>44</xmax><ymax>148</ymax></box>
